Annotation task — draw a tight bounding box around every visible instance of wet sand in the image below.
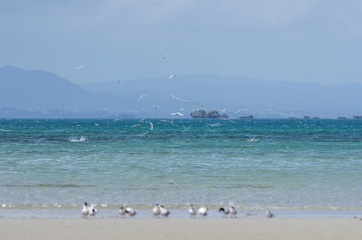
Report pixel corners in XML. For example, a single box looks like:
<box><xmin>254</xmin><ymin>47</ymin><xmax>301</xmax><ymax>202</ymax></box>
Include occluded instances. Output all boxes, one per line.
<box><xmin>1</xmin><ymin>218</ymin><xmax>362</xmax><ymax>240</ymax></box>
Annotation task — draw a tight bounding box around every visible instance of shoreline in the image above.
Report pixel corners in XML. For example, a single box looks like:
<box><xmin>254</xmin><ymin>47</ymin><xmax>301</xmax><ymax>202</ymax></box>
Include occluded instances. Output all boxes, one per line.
<box><xmin>1</xmin><ymin>218</ymin><xmax>362</xmax><ymax>240</ymax></box>
<box><xmin>1</xmin><ymin>208</ymin><xmax>362</xmax><ymax>219</ymax></box>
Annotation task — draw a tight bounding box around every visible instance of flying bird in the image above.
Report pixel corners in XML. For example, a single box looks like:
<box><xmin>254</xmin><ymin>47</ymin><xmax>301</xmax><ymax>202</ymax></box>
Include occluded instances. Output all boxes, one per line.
<box><xmin>169</xmin><ymin>74</ymin><xmax>176</xmax><ymax>79</ymax></box>
<box><xmin>221</xmin><ymin>108</ymin><xmax>229</xmax><ymax>113</ymax></box>
<box><xmin>151</xmin><ymin>104</ymin><xmax>159</xmax><ymax>110</ymax></box>
<box><xmin>147</xmin><ymin>121</ymin><xmax>154</xmax><ymax>131</ymax></box>
<box><xmin>193</xmin><ymin>102</ymin><xmax>204</xmax><ymax>109</ymax></box>
<box><xmin>160</xmin><ymin>54</ymin><xmax>167</xmax><ymax>60</ymax></box>
<box><xmin>76</xmin><ymin>65</ymin><xmax>84</xmax><ymax>70</ymax></box>
<box><xmin>171</xmin><ymin>112</ymin><xmax>184</xmax><ymax>117</ymax></box>
<box><xmin>138</xmin><ymin>95</ymin><xmax>147</xmax><ymax>101</ymax></box>
<box><xmin>170</xmin><ymin>94</ymin><xmax>187</xmax><ymax>103</ymax></box>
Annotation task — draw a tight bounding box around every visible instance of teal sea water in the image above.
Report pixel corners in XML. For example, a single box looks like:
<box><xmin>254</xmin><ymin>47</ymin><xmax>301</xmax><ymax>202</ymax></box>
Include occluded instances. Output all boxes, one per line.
<box><xmin>1</xmin><ymin>118</ymin><xmax>362</xmax><ymax>218</ymax></box>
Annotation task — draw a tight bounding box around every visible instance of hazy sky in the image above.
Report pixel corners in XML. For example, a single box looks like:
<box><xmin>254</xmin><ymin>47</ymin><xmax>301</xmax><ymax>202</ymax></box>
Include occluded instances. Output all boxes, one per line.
<box><xmin>1</xmin><ymin>0</ymin><xmax>362</xmax><ymax>85</ymax></box>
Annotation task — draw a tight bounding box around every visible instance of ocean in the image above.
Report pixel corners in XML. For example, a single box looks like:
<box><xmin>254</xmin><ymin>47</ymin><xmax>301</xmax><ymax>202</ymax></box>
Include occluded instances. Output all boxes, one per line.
<box><xmin>0</xmin><ymin>118</ymin><xmax>362</xmax><ymax>218</ymax></box>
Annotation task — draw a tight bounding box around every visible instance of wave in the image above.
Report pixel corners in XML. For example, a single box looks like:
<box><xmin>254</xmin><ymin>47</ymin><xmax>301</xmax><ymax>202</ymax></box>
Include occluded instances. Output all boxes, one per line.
<box><xmin>68</xmin><ymin>136</ymin><xmax>87</xmax><ymax>142</ymax></box>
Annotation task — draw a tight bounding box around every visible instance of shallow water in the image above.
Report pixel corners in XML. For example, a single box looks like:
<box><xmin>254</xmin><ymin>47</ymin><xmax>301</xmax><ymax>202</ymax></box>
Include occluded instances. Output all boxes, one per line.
<box><xmin>1</xmin><ymin>118</ymin><xmax>362</xmax><ymax>217</ymax></box>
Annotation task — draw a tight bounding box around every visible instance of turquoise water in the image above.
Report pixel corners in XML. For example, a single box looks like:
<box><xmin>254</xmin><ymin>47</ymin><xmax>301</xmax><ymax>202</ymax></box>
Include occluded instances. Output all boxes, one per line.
<box><xmin>1</xmin><ymin>118</ymin><xmax>362</xmax><ymax>217</ymax></box>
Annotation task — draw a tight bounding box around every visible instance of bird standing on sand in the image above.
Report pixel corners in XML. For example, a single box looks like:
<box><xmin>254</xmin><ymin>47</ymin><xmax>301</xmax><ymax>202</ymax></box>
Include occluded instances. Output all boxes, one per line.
<box><xmin>266</xmin><ymin>210</ymin><xmax>274</xmax><ymax>218</ymax></box>
<box><xmin>82</xmin><ymin>202</ymin><xmax>89</xmax><ymax>218</ymax></box>
<box><xmin>160</xmin><ymin>205</ymin><xmax>170</xmax><ymax>217</ymax></box>
<box><xmin>153</xmin><ymin>204</ymin><xmax>161</xmax><ymax>217</ymax></box>
<box><xmin>89</xmin><ymin>204</ymin><xmax>97</xmax><ymax>217</ymax></box>
<box><xmin>219</xmin><ymin>207</ymin><xmax>230</xmax><ymax>217</ymax></box>
<box><xmin>198</xmin><ymin>207</ymin><xmax>208</xmax><ymax>217</ymax></box>
<box><xmin>230</xmin><ymin>206</ymin><xmax>237</xmax><ymax>218</ymax></box>
<box><xmin>189</xmin><ymin>204</ymin><xmax>196</xmax><ymax>218</ymax></box>
<box><xmin>119</xmin><ymin>207</ymin><xmax>126</xmax><ymax>217</ymax></box>
<box><xmin>126</xmin><ymin>207</ymin><xmax>136</xmax><ymax>217</ymax></box>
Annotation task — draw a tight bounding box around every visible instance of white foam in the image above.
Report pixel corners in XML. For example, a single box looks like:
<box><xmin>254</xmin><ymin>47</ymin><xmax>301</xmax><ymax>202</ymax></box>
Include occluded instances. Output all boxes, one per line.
<box><xmin>69</xmin><ymin>136</ymin><xmax>87</xmax><ymax>142</ymax></box>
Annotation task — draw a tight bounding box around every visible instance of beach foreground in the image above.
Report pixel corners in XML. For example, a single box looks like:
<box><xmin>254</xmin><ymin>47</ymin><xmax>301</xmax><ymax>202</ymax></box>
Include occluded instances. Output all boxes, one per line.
<box><xmin>1</xmin><ymin>218</ymin><xmax>361</xmax><ymax>240</ymax></box>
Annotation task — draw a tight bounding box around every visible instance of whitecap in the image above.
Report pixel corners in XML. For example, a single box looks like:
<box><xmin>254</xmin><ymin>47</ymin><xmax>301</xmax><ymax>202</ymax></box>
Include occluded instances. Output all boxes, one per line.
<box><xmin>69</xmin><ymin>136</ymin><xmax>88</xmax><ymax>142</ymax></box>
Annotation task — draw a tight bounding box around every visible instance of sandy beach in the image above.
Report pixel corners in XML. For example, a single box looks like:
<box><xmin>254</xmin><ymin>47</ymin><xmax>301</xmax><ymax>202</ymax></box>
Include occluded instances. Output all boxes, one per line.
<box><xmin>1</xmin><ymin>218</ymin><xmax>362</xmax><ymax>240</ymax></box>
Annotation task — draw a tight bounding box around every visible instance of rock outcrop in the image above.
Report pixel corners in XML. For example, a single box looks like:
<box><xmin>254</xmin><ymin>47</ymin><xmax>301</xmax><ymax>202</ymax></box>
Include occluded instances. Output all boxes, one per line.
<box><xmin>190</xmin><ymin>110</ymin><xmax>229</xmax><ymax>119</ymax></box>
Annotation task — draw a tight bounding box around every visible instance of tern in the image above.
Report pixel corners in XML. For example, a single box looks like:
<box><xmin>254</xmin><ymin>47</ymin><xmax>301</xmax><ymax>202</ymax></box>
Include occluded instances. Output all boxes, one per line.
<box><xmin>182</xmin><ymin>126</ymin><xmax>191</xmax><ymax>132</ymax></box>
<box><xmin>198</xmin><ymin>207</ymin><xmax>208</xmax><ymax>217</ymax></box>
<box><xmin>89</xmin><ymin>204</ymin><xmax>97</xmax><ymax>217</ymax></box>
<box><xmin>147</xmin><ymin>121</ymin><xmax>154</xmax><ymax>131</ymax></box>
<box><xmin>219</xmin><ymin>207</ymin><xmax>230</xmax><ymax>217</ymax></box>
<box><xmin>126</xmin><ymin>207</ymin><xmax>136</xmax><ymax>217</ymax></box>
<box><xmin>152</xmin><ymin>104</ymin><xmax>159</xmax><ymax>110</ymax></box>
<box><xmin>230</xmin><ymin>206</ymin><xmax>237</xmax><ymax>218</ymax></box>
<box><xmin>119</xmin><ymin>207</ymin><xmax>126</xmax><ymax>217</ymax></box>
<box><xmin>76</xmin><ymin>65</ymin><xmax>84</xmax><ymax>70</ymax></box>
<box><xmin>160</xmin><ymin>205</ymin><xmax>170</xmax><ymax>217</ymax></box>
<box><xmin>221</xmin><ymin>108</ymin><xmax>228</xmax><ymax>113</ymax></box>
<box><xmin>160</xmin><ymin>54</ymin><xmax>167</xmax><ymax>60</ymax></box>
<box><xmin>82</xmin><ymin>202</ymin><xmax>89</xmax><ymax>218</ymax></box>
<box><xmin>193</xmin><ymin>102</ymin><xmax>204</xmax><ymax>109</ymax></box>
<box><xmin>189</xmin><ymin>204</ymin><xmax>196</xmax><ymax>218</ymax></box>
<box><xmin>153</xmin><ymin>204</ymin><xmax>161</xmax><ymax>217</ymax></box>
<box><xmin>169</xmin><ymin>74</ymin><xmax>176</xmax><ymax>79</ymax></box>
<box><xmin>170</xmin><ymin>94</ymin><xmax>187</xmax><ymax>103</ymax></box>
<box><xmin>171</xmin><ymin>112</ymin><xmax>184</xmax><ymax>117</ymax></box>
<box><xmin>266</xmin><ymin>210</ymin><xmax>274</xmax><ymax>218</ymax></box>
<box><xmin>247</xmin><ymin>137</ymin><xmax>258</xmax><ymax>142</ymax></box>
<box><xmin>138</xmin><ymin>95</ymin><xmax>147</xmax><ymax>100</ymax></box>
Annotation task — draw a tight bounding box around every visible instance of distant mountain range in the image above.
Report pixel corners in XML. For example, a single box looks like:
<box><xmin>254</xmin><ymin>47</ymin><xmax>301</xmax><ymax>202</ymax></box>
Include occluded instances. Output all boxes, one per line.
<box><xmin>1</xmin><ymin>65</ymin><xmax>362</xmax><ymax>118</ymax></box>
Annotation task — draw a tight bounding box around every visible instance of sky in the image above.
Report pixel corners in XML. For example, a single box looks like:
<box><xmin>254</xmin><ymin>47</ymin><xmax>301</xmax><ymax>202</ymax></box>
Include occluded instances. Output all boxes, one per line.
<box><xmin>1</xmin><ymin>0</ymin><xmax>362</xmax><ymax>85</ymax></box>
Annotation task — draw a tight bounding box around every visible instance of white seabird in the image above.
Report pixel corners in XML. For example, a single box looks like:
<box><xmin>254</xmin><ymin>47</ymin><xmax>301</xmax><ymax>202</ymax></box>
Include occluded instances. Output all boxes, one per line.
<box><xmin>126</xmin><ymin>207</ymin><xmax>136</xmax><ymax>217</ymax></box>
<box><xmin>119</xmin><ymin>207</ymin><xmax>126</xmax><ymax>217</ymax></box>
<box><xmin>76</xmin><ymin>65</ymin><xmax>84</xmax><ymax>70</ymax></box>
<box><xmin>189</xmin><ymin>204</ymin><xmax>196</xmax><ymax>218</ymax></box>
<box><xmin>170</xmin><ymin>94</ymin><xmax>187</xmax><ymax>103</ymax></box>
<box><xmin>230</xmin><ymin>206</ymin><xmax>237</xmax><ymax>218</ymax></box>
<box><xmin>89</xmin><ymin>204</ymin><xmax>97</xmax><ymax>217</ymax></box>
<box><xmin>160</xmin><ymin>54</ymin><xmax>167</xmax><ymax>60</ymax></box>
<box><xmin>153</xmin><ymin>204</ymin><xmax>161</xmax><ymax>217</ymax></box>
<box><xmin>198</xmin><ymin>207</ymin><xmax>208</xmax><ymax>217</ymax></box>
<box><xmin>82</xmin><ymin>202</ymin><xmax>89</xmax><ymax>218</ymax></box>
<box><xmin>266</xmin><ymin>210</ymin><xmax>274</xmax><ymax>218</ymax></box>
<box><xmin>138</xmin><ymin>95</ymin><xmax>147</xmax><ymax>101</ymax></box>
<box><xmin>219</xmin><ymin>207</ymin><xmax>230</xmax><ymax>217</ymax></box>
<box><xmin>147</xmin><ymin>121</ymin><xmax>154</xmax><ymax>131</ymax></box>
<box><xmin>209</xmin><ymin>123</ymin><xmax>221</xmax><ymax>127</ymax></box>
<box><xmin>170</xmin><ymin>112</ymin><xmax>184</xmax><ymax>117</ymax></box>
<box><xmin>160</xmin><ymin>205</ymin><xmax>170</xmax><ymax>217</ymax></box>
<box><xmin>169</xmin><ymin>74</ymin><xmax>176</xmax><ymax>79</ymax></box>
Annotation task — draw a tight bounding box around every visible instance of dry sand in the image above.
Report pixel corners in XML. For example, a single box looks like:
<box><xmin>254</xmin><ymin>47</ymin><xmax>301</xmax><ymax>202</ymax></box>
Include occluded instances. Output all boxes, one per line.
<box><xmin>1</xmin><ymin>218</ymin><xmax>362</xmax><ymax>240</ymax></box>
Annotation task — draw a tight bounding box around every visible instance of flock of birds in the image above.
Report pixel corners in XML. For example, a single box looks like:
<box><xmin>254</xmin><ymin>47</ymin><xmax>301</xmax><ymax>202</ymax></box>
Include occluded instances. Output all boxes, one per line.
<box><xmin>75</xmin><ymin>56</ymin><xmax>248</xmax><ymax>119</ymax></box>
<box><xmin>82</xmin><ymin>202</ymin><xmax>274</xmax><ymax>219</ymax></box>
